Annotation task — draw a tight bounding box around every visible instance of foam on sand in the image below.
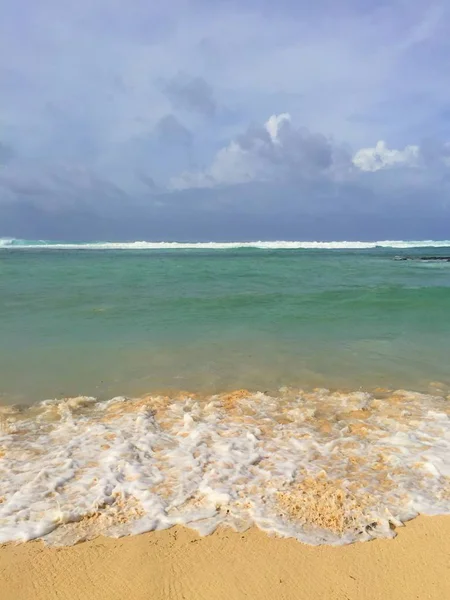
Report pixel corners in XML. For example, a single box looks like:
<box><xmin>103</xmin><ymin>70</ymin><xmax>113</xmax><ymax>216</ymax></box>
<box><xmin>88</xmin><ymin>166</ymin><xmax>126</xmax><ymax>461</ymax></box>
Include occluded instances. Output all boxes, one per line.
<box><xmin>1</xmin><ymin>388</ymin><xmax>450</xmax><ymax>546</ymax></box>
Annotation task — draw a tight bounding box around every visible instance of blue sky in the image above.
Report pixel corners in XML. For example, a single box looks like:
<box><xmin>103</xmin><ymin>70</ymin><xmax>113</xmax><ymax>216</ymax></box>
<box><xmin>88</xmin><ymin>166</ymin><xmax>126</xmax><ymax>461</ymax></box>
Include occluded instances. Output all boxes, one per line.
<box><xmin>1</xmin><ymin>0</ymin><xmax>450</xmax><ymax>240</ymax></box>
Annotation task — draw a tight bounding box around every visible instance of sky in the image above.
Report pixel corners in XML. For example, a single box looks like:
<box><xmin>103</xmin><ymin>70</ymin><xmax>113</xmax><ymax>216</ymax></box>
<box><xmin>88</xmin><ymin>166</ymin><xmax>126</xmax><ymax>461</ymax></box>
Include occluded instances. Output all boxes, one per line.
<box><xmin>1</xmin><ymin>0</ymin><xmax>450</xmax><ymax>240</ymax></box>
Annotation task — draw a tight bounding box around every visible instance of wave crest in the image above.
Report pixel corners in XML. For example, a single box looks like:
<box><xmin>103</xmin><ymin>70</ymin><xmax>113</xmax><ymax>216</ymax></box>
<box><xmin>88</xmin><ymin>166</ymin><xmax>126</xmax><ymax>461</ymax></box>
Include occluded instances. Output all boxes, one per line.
<box><xmin>2</xmin><ymin>239</ymin><xmax>450</xmax><ymax>250</ymax></box>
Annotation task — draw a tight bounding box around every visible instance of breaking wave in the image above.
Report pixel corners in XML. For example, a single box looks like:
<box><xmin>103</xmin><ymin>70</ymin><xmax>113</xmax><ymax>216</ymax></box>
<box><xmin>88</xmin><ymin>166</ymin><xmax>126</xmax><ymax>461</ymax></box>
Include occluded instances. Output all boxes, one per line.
<box><xmin>1</xmin><ymin>238</ymin><xmax>450</xmax><ymax>250</ymax></box>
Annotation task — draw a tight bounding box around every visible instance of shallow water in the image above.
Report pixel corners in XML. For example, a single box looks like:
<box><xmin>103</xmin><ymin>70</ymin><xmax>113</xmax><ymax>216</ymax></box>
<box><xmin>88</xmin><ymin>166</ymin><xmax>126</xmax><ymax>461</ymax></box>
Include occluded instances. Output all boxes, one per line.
<box><xmin>1</xmin><ymin>242</ymin><xmax>450</xmax><ymax>545</ymax></box>
<box><xmin>1</xmin><ymin>245</ymin><xmax>450</xmax><ymax>403</ymax></box>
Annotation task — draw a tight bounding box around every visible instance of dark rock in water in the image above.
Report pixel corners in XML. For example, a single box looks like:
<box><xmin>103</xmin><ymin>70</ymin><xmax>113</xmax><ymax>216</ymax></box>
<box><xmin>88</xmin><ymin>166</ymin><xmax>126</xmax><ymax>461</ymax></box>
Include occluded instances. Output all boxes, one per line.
<box><xmin>394</xmin><ymin>256</ymin><xmax>450</xmax><ymax>262</ymax></box>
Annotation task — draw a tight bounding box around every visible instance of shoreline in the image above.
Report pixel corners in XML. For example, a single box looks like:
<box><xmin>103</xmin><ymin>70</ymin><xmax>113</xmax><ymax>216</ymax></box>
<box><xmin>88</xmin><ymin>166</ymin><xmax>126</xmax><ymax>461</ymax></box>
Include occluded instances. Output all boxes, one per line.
<box><xmin>1</xmin><ymin>516</ymin><xmax>450</xmax><ymax>600</ymax></box>
<box><xmin>2</xmin><ymin>388</ymin><xmax>450</xmax><ymax>546</ymax></box>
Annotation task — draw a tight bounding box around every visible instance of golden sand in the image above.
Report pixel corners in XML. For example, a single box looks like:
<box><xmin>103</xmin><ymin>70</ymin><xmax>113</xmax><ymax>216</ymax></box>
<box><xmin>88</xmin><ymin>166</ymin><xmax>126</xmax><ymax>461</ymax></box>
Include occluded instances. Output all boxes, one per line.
<box><xmin>1</xmin><ymin>517</ymin><xmax>450</xmax><ymax>600</ymax></box>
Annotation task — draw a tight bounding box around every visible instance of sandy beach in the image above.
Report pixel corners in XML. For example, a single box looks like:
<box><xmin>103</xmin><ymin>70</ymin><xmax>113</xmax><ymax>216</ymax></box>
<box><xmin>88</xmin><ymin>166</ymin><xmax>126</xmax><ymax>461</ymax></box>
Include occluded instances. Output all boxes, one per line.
<box><xmin>1</xmin><ymin>517</ymin><xmax>449</xmax><ymax>600</ymax></box>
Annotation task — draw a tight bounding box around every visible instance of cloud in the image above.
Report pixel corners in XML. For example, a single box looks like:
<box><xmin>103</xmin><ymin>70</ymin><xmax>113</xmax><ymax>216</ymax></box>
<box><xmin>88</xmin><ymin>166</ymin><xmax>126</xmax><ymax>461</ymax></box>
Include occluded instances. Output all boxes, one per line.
<box><xmin>171</xmin><ymin>110</ymin><xmax>449</xmax><ymax>192</ymax></box>
<box><xmin>136</xmin><ymin>171</ymin><xmax>158</xmax><ymax>191</ymax></box>
<box><xmin>3</xmin><ymin>175</ymin><xmax>450</xmax><ymax>242</ymax></box>
<box><xmin>162</xmin><ymin>73</ymin><xmax>217</xmax><ymax>117</ymax></box>
<box><xmin>154</xmin><ymin>114</ymin><xmax>193</xmax><ymax>147</ymax></box>
<box><xmin>265</xmin><ymin>113</ymin><xmax>291</xmax><ymax>144</ymax></box>
<box><xmin>171</xmin><ymin>113</ymin><xmax>352</xmax><ymax>189</ymax></box>
<box><xmin>0</xmin><ymin>143</ymin><xmax>13</xmax><ymax>164</ymax></box>
<box><xmin>352</xmin><ymin>138</ymin><xmax>450</xmax><ymax>173</ymax></box>
<box><xmin>2</xmin><ymin>1</ymin><xmax>450</xmax><ymax>177</ymax></box>
<box><xmin>420</xmin><ymin>138</ymin><xmax>450</xmax><ymax>168</ymax></box>
<box><xmin>352</xmin><ymin>141</ymin><xmax>420</xmax><ymax>172</ymax></box>
<box><xmin>2</xmin><ymin>1</ymin><xmax>450</xmax><ymax>241</ymax></box>
<box><xmin>0</xmin><ymin>164</ymin><xmax>127</xmax><ymax>211</ymax></box>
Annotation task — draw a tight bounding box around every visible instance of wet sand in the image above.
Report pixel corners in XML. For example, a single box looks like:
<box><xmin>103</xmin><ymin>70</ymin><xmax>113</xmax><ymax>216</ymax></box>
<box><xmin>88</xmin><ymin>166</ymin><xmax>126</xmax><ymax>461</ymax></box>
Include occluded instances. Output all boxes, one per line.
<box><xmin>1</xmin><ymin>517</ymin><xmax>450</xmax><ymax>600</ymax></box>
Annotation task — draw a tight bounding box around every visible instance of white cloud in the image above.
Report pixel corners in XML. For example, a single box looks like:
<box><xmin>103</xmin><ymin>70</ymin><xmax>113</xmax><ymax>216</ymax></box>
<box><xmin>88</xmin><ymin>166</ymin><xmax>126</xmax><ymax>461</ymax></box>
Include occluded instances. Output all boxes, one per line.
<box><xmin>170</xmin><ymin>141</ymin><xmax>260</xmax><ymax>189</ymax></box>
<box><xmin>352</xmin><ymin>140</ymin><xmax>420</xmax><ymax>172</ymax></box>
<box><xmin>171</xmin><ymin>113</ymin><xmax>349</xmax><ymax>189</ymax></box>
<box><xmin>172</xmin><ymin>119</ymin><xmax>450</xmax><ymax>190</ymax></box>
<box><xmin>265</xmin><ymin>113</ymin><xmax>291</xmax><ymax>144</ymax></box>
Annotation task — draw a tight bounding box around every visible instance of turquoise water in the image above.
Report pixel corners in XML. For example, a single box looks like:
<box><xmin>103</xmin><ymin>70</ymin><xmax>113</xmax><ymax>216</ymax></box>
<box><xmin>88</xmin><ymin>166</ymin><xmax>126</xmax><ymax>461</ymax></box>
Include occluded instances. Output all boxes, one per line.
<box><xmin>1</xmin><ymin>244</ymin><xmax>450</xmax><ymax>403</ymax></box>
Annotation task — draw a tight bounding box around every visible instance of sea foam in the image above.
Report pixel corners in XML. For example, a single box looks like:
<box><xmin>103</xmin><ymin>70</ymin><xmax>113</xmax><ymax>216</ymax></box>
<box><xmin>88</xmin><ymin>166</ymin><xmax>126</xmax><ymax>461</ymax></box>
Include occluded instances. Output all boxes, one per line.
<box><xmin>1</xmin><ymin>238</ymin><xmax>450</xmax><ymax>250</ymax></box>
<box><xmin>1</xmin><ymin>388</ymin><xmax>450</xmax><ymax>546</ymax></box>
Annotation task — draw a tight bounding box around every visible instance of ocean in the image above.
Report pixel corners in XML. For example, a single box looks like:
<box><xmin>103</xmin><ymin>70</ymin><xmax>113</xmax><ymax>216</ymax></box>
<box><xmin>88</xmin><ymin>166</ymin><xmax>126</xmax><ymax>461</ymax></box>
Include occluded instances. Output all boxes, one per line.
<box><xmin>1</xmin><ymin>239</ymin><xmax>450</xmax><ymax>546</ymax></box>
